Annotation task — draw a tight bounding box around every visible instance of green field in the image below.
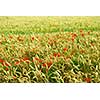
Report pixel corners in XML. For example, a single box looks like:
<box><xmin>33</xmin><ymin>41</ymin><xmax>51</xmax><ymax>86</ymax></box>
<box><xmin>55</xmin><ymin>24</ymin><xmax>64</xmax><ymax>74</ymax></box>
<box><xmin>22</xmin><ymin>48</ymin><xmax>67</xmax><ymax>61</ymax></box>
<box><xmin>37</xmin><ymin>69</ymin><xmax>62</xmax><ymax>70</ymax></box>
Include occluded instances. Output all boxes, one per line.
<box><xmin>0</xmin><ymin>16</ymin><xmax>100</xmax><ymax>83</ymax></box>
<box><xmin>0</xmin><ymin>16</ymin><xmax>100</xmax><ymax>34</ymax></box>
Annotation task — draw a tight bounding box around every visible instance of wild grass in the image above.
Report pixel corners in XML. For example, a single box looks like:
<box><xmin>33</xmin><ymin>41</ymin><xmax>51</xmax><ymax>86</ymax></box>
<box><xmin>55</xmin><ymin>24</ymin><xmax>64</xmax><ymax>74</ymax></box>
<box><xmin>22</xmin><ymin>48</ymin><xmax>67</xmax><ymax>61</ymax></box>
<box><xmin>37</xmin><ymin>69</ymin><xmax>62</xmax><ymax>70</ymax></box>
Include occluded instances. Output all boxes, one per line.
<box><xmin>0</xmin><ymin>16</ymin><xmax>100</xmax><ymax>83</ymax></box>
<box><xmin>0</xmin><ymin>16</ymin><xmax>100</xmax><ymax>34</ymax></box>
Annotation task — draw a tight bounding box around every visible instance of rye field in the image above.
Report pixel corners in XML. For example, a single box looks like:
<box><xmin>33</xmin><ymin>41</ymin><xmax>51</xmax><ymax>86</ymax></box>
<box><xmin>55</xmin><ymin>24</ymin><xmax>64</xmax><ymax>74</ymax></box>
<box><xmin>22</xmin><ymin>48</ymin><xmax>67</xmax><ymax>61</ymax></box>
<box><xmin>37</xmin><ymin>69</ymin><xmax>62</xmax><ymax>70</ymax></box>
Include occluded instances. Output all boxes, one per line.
<box><xmin>0</xmin><ymin>16</ymin><xmax>100</xmax><ymax>83</ymax></box>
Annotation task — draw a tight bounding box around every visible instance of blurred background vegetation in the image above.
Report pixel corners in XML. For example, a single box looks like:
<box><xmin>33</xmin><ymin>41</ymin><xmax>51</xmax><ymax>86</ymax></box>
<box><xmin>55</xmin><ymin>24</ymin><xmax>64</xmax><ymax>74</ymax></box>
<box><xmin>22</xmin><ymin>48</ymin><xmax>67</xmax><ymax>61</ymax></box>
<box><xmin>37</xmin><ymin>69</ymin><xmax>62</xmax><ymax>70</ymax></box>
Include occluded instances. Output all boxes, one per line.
<box><xmin>0</xmin><ymin>16</ymin><xmax>100</xmax><ymax>34</ymax></box>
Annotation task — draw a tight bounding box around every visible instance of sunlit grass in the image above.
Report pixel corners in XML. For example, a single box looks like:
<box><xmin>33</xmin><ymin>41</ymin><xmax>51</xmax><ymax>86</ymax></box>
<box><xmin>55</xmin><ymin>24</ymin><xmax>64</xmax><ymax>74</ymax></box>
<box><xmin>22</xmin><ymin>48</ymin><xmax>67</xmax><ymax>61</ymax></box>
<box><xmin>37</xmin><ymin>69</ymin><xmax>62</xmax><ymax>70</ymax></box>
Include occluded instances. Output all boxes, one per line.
<box><xmin>0</xmin><ymin>16</ymin><xmax>100</xmax><ymax>34</ymax></box>
<box><xmin>0</xmin><ymin>16</ymin><xmax>100</xmax><ymax>83</ymax></box>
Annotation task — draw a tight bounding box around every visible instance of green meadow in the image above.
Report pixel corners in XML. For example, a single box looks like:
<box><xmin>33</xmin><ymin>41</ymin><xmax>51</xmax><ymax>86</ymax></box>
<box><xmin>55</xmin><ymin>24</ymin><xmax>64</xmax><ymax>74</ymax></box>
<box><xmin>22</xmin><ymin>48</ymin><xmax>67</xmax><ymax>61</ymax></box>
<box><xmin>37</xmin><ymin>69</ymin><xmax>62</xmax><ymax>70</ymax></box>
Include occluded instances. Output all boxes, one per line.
<box><xmin>0</xmin><ymin>16</ymin><xmax>100</xmax><ymax>83</ymax></box>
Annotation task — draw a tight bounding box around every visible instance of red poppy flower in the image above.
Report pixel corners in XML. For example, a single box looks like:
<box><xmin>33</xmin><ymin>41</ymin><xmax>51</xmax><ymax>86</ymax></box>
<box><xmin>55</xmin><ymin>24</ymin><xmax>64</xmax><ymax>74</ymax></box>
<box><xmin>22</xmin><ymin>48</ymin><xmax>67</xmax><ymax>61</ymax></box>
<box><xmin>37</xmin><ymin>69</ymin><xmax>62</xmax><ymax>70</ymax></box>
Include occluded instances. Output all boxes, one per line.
<box><xmin>31</xmin><ymin>36</ymin><xmax>34</xmax><ymax>40</ymax></box>
<box><xmin>23</xmin><ymin>57</ymin><xmax>29</xmax><ymax>61</ymax></box>
<box><xmin>72</xmin><ymin>33</ymin><xmax>77</xmax><ymax>38</ymax></box>
<box><xmin>9</xmin><ymin>35</ymin><xmax>13</xmax><ymax>39</ymax></box>
<box><xmin>0</xmin><ymin>59</ymin><xmax>4</xmax><ymax>63</ymax></box>
<box><xmin>72</xmin><ymin>37</ymin><xmax>75</xmax><ymax>42</ymax></box>
<box><xmin>84</xmin><ymin>78</ymin><xmax>91</xmax><ymax>83</ymax></box>
<box><xmin>53</xmin><ymin>53</ymin><xmax>57</xmax><ymax>57</ymax></box>
<box><xmin>14</xmin><ymin>61</ymin><xmax>20</xmax><ymax>65</ymax></box>
<box><xmin>63</xmin><ymin>48</ymin><xmax>68</xmax><ymax>52</ymax></box>
<box><xmin>81</xmin><ymin>33</ymin><xmax>84</xmax><ymax>37</ymax></box>
<box><xmin>84</xmin><ymin>41</ymin><xmax>87</xmax><ymax>45</ymax></box>
<box><xmin>38</xmin><ymin>59</ymin><xmax>43</xmax><ymax>63</ymax></box>
<box><xmin>57</xmin><ymin>53</ymin><xmax>61</xmax><ymax>57</ymax></box>
<box><xmin>25</xmin><ymin>60</ymin><xmax>30</xmax><ymax>64</ymax></box>
<box><xmin>47</xmin><ymin>61</ymin><xmax>52</xmax><ymax>68</ymax></box>
<box><xmin>21</xmin><ymin>57</ymin><xmax>30</xmax><ymax>63</ymax></box>
<box><xmin>91</xmin><ymin>43</ymin><xmax>94</xmax><ymax>46</ymax></box>
<box><xmin>53</xmin><ymin>53</ymin><xmax>60</xmax><ymax>57</ymax></box>
<box><xmin>5</xmin><ymin>67</ymin><xmax>9</xmax><ymax>71</ymax></box>
<box><xmin>35</xmin><ymin>57</ymin><xmax>40</xmax><ymax>61</ymax></box>
<box><xmin>11</xmin><ymin>58</ymin><xmax>14</xmax><ymax>61</ymax></box>
<box><xmin>17</xmin><ymin>36</ymin><xmax>22</xmax><ymax>41</ymax></box>
<box><xmin>42</xmin><ymin>63</ymin><xmax>47</xmax><ymax>67</ymax></box>
<box><xmin>80</xmin><ymin>30</ymin><xmax>83</xmax><ymax>33</ymax></box>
